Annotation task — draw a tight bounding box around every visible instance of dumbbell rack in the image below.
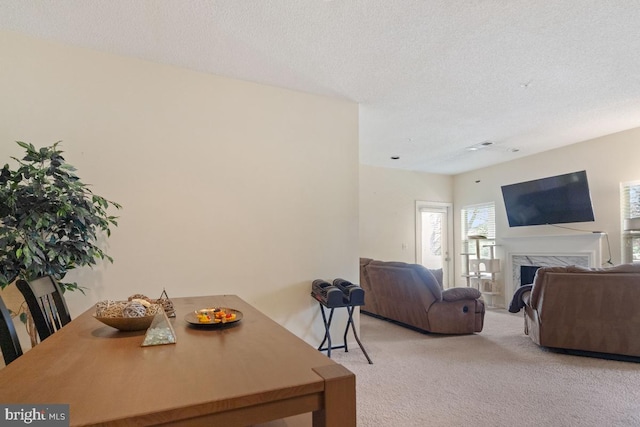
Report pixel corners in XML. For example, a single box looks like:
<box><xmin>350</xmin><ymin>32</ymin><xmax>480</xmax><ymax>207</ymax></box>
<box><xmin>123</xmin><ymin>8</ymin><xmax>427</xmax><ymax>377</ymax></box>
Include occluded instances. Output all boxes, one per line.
<box><xmin>311</xmin><ymin>279</ymin><xmax>373</xmax><ymax>364</ymax></box>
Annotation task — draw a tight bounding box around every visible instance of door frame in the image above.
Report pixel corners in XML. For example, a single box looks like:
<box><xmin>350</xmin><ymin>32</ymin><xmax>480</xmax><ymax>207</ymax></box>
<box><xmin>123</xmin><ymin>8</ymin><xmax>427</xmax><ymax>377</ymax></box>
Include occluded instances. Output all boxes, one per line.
<box><xmin>415</xmin><ymin>201</ymin><xmax>454</xmax><ymax>287</ymax></box>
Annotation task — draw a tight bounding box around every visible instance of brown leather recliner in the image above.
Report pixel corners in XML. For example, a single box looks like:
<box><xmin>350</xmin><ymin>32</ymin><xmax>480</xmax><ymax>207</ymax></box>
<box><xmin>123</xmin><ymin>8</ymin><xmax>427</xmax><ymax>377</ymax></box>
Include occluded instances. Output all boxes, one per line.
<box><xmin>519</xmin><ymin>263</ymin><xmax>640</xmax><ymax>357</ymax></box>
<box><xmin>360</xmin><ymin>258</ymin><xmax>485</xmax><ymax>334</ymax></box>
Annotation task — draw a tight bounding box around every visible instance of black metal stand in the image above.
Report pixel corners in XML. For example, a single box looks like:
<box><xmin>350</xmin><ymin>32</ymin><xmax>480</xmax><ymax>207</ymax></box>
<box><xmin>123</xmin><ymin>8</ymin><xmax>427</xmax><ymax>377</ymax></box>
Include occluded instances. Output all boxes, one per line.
<box><xmin>316</xmin><ymin>301</ymin><xmax>373</xmax><ymax>364</ymax></box>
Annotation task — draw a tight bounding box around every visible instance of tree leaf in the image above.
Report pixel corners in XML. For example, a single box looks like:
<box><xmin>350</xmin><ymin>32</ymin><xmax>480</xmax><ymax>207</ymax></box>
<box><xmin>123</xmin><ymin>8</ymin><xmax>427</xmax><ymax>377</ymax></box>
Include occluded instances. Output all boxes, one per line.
<box><xmin>0</xmin><ymin>141</ymin><xmax>122</xmax><ymax>290</ymax></box>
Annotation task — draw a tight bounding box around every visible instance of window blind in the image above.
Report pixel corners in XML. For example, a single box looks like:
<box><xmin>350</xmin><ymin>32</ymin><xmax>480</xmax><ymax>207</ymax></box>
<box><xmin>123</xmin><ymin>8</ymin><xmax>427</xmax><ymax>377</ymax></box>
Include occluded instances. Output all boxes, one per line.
<box><xmin>621</xmin><ymin>180</ymin><xmax>640</xmax><ymax>221</ymax></box>
<box><xmin>461</xmin><ymin>202</ymin><xmax>496</xmax><ymax>239</ymax></box>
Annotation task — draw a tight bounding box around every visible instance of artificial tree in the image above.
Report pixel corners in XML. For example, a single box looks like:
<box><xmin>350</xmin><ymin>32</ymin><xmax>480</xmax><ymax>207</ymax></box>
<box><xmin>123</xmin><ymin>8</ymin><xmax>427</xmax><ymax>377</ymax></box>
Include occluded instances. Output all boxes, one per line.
<box><xmin>0</xmin><ymin>141</ymin><xmax>121</xmax><ymax>293</ymax></box>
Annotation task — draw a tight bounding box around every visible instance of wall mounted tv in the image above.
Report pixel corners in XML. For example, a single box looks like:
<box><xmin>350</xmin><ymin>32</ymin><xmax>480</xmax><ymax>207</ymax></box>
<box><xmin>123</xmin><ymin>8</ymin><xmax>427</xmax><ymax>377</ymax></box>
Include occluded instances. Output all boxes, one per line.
<box><xmin>501</xmin><ymin>170</ymin><xmax>595</xmax><ymax>227</ymax></box>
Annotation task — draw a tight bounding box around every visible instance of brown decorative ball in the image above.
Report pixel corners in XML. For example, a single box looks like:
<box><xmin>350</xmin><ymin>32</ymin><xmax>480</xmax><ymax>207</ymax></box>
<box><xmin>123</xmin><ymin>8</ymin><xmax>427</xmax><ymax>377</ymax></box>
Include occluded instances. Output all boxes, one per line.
<box><xmin>96</xmin><ymin>300</ymin><xmax>120</xmax><ymax>317</ymax></box>
<box><xmin>128</xmin><ymin>294</ymin><xmax>152</xmax><ymax>303</ymax></box>
<box><xmin>145</xmin><ymin>304</ymin><xmax>162</xmax><ymax>316</ymax></box>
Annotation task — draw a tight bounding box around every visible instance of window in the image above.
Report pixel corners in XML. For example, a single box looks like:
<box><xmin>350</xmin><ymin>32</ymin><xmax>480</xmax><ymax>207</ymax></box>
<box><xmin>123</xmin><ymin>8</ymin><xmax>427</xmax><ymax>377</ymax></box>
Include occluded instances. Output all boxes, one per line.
<box><xmin>621</xmin><ymin>181</ymin><xmax>640</xmax><ymax>262</ymax></box>
<box><xmin>461</xmin><ymin>202</ymin><xmax>496</xmax><ymax>258</ymax></box>
<box><xmin>621</xmin><ymin>181</ymin><xmax>640</xmax><ymax>219</ymax></box>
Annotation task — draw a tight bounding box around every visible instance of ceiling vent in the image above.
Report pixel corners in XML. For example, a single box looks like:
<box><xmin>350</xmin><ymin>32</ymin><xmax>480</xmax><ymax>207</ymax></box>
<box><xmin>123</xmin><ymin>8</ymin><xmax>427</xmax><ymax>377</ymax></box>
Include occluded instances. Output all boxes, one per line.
<box><xmin>466</xmin><ymin>141</ymin><xmax>493</xmax><ymax>151</ymax></box>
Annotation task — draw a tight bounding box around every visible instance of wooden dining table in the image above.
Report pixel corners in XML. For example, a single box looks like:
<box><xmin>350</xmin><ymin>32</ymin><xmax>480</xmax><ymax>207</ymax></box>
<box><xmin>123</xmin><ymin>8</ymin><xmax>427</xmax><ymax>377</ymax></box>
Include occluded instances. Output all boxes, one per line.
<box><xmin>0</xmin><ymin>294</ymin><xmax>356</xmax><ymax>426</ymax></box>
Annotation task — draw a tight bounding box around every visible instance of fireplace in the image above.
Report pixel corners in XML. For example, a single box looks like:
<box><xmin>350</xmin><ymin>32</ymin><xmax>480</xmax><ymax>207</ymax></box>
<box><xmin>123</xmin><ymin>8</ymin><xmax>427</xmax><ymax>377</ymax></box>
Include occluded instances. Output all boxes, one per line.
<box><xmin>500</xmin><ymin>233</ymin><xmax>603</xmax><ymax>307</ymax></box>
<box><xmin>511</xmin><ymin>253</ymin><xmax>590</xmax><ymax>290</ymax></box>
<box><xmin>520</xmin><ymin>265</ymin><xmax>541</xmax><ymax>286</ymax></box>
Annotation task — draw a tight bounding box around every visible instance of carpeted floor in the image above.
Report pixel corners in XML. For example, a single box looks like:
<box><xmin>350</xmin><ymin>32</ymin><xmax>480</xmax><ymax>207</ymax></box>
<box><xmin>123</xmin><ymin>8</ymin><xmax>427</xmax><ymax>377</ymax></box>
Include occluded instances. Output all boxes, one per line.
<box><xmin>329</xmin><ymin>308</ymin><xmax>640</xmax><ymax>427</ymax></box>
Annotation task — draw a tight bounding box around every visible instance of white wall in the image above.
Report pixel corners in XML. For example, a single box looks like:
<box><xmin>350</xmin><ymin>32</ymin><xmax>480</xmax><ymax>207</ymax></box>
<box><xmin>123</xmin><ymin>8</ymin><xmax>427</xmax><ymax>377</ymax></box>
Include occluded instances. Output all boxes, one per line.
<box><xmin>359</xmin><ymin>164</ymin><xmax>453</xmax><ymax>263</ymax></box>
<box><xmin>0</xmin><ymin>31</ymin><xmax>359</xmax><ymax>344</ymax></box>
<box><xmin>360</xmin><ymin>128</ymin><xmax>640</xmax><ymax>309</ymax></box>
<box><xmin>454</xmin><ymin>127</ymin><xmax>640</xmax><ymax>302</ymax></box>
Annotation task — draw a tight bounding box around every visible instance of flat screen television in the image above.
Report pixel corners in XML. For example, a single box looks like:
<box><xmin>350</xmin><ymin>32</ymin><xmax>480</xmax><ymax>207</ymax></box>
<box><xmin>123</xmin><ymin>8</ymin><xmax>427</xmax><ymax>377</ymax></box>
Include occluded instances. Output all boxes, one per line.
<box><xmin>501</xmin><ymin>170</ymin><xmax>595</xmax><ymax>227</ymax></box>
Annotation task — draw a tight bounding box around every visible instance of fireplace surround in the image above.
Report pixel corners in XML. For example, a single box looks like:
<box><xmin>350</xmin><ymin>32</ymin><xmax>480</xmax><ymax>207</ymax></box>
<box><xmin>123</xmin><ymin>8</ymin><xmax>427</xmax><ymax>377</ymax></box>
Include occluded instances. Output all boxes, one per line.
<box><xmin>499</xmin><ymin>233</ymin><xmax>603</xmax><ymax>306</ymax></box>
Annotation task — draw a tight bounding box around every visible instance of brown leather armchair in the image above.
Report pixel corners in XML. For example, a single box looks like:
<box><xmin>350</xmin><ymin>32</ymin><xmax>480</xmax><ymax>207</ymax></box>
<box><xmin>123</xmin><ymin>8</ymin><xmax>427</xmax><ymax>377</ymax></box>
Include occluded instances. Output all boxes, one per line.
<box><xmin>517</xmin><ymin>263</ymin><xmax>640</xmax><ymax>357</ymax></box>
<box><xmin>360</xmin><ymin>258</ymin><xmax>485</xmax><ymax>334</ymax></box>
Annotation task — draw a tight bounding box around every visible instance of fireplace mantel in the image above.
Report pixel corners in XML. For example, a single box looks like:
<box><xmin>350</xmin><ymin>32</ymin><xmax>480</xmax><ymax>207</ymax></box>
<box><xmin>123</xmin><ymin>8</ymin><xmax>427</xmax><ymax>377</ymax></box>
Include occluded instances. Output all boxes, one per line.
<box><xmin>498</xmin><ymin>233</ymin><xmax>604</xmax><ymax>304</ymax></box>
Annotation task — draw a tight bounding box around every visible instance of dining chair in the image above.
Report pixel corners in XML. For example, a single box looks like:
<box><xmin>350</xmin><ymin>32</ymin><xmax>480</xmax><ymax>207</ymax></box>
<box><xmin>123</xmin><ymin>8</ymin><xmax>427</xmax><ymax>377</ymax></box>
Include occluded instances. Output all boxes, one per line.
<box><xmin>16</xmin><ymin>276</ymin><xmax>72</xmax><ymax>342</ymax></box>
<box><xmin>0</xmin><ymin>295</ymin><xmax>23</xmax><ymax>365</ymax></box>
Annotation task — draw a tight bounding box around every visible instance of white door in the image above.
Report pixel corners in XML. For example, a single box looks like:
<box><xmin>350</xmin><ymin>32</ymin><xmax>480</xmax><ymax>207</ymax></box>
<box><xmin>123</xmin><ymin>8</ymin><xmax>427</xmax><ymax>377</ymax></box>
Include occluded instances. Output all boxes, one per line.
<box><xmin>416</xmin><ymin>202</ymin><xmax>452</xmax><ymax>287</ymax></box>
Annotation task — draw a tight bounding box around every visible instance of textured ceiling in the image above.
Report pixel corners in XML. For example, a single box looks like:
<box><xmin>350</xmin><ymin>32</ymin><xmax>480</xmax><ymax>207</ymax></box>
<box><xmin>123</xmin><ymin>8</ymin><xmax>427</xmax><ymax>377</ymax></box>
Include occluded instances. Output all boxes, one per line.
<box><xmin>2</xmin><ymin>1</ymin><xmax>640</xmax><ymax>174</ymax></box>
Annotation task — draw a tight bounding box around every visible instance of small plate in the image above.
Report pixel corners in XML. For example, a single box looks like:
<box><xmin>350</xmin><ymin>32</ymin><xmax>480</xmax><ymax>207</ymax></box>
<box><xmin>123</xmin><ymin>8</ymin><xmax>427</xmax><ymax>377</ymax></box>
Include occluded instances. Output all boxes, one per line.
<box><xmin>184</xmin><ymin>308</ymin><xmax>243</xmax><ymax>327</ymax></box>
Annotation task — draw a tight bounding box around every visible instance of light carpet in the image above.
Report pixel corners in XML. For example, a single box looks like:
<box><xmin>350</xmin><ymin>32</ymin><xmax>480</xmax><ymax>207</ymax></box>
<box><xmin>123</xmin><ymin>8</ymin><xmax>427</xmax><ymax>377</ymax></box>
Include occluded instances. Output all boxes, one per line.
<box><xmin>329</xmin><ymin>308</ymin><xmax>640</xmax><ymax>427</ymax></box>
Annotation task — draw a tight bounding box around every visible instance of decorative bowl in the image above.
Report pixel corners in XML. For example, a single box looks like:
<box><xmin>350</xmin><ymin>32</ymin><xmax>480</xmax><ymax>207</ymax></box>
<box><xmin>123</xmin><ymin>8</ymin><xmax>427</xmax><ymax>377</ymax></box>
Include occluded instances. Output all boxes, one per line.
<box><xmin>94</xmin><ymin>314</ymin><xmax>156</xmax><ymax>331</ymax></box>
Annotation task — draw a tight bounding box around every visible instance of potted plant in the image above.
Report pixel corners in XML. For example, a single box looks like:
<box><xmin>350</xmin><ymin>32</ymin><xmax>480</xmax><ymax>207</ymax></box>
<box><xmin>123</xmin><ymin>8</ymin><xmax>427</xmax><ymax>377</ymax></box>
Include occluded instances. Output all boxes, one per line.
<box><xmin>0</xmin><ymin>141</ymin><xmax>121</xmax><ymax>293</ymax></box>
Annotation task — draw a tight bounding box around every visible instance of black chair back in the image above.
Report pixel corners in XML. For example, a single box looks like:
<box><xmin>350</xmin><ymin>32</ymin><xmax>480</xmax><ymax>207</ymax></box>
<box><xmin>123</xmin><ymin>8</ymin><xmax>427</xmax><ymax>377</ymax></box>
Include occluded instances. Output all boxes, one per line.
<box><xmin>0</xmin><ymin>295</ymin><xmax>23</xmax><ymax>365</ymax></box>
<box><xmin>16</xmin><ymin>276</ymin><xmax>71</xmax><ymax>342</ymax></box>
